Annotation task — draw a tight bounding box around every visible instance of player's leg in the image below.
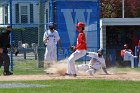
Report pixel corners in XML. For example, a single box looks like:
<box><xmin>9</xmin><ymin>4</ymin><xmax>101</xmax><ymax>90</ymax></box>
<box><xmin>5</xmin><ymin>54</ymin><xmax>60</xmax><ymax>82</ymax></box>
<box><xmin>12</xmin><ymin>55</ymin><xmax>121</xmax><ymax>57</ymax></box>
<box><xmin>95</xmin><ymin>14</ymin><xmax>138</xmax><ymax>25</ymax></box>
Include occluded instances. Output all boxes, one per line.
<box><xmin>77</xmin><ymin>64</ymin><xmax>89</xmax><ymax>71</ymax></box>
<box><xmin>86</xmin><ymin>69</ymin><xmax>96</xmax><ymax>76</ymax></box>
<box><xmin>86</xmin><ymin>63</ymin><xmax>101</xmax><ymax>76</ymax></box>
<box><xmin>130</xmin><ymin>56</ymin><xmax>134</xmax><ymax>68</ymax></box>
<box><xmin>51</xmin><ymin>46</ymin><xmax>57</xmax><ymax>65</ymax></box>
<box><xmin>44</xmin><ymin>46</ymin><xmax>51</xmax><ymax>68</ymax></box>
<box><xmin>67</xmin><ymin>50</ymin><xmax>86</xmax><ymax>76</ymax></box>
<box><xmin>2</xmin><ymin>53</ymin><xmax>13</xmax><ymax>75</ymax></box>
<box><xmin>0</xmin><ymin>54</ymin><xmax>3</xmax><ymax>68</ymax></box>
<box><xmin>91</xmin><ymin>62</ymin><xmax>101</xmax><ymax>70</ymax></box>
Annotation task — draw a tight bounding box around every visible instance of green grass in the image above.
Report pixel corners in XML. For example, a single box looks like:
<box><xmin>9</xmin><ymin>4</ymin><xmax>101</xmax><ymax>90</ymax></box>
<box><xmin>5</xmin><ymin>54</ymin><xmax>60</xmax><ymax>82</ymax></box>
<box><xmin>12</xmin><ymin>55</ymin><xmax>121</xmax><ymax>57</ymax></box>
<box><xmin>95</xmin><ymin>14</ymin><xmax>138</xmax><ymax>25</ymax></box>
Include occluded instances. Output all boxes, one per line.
<box><xmin>0</xmin><ymin>79</ymin><xmax>140</xmax><ymax>93</ymax></box>
<box><xmin>0</xmin><ymin>59</ymin><xmax>45</xmax><ymax>75</ymax></box>
<box><xmin>0</xmin><ymin>59</ymin><xmax>140</xmax><ymax>75</ymax></box>
<box><xmin>0</xmin><ymin>60</ymin><xmax>140</xmax><ymax>93</ymax></box>
<box><xmin>13</xmin><ymin>59</ymin><xmax>46</xmax><ymax>75</ymax></box>
<box><xmin>1</xmin><ymin>59</ymin><xmax>140</xmax><ymax>75</ymax></box>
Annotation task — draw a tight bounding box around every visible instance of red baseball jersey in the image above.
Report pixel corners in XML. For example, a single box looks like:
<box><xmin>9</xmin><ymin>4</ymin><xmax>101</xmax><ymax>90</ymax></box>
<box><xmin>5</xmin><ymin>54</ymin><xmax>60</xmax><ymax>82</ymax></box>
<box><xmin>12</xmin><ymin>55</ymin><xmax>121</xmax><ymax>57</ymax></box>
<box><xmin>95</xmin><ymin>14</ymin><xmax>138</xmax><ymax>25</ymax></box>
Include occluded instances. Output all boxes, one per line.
<box><xmin>76</xmin><ymin>31</ymin><xmax>87</xmax><ymax>50</ymax></box>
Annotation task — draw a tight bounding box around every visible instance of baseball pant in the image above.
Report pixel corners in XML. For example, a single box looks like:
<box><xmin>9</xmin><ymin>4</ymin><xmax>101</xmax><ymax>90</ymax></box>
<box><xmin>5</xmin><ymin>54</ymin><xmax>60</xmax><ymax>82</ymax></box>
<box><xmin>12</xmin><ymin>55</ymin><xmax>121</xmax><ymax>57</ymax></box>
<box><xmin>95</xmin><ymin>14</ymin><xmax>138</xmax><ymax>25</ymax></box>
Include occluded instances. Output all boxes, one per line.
<box><xmin>85</xmin><ymin>63</ymin><xmax>101</xmax><ymax>75</ymax></box>
<box><xmin>67</xmin><ymin>50</ymin><xmax>86</xmax><ymax>75</ymax></box>
<box><xmin>0</xmin><ymin>53</ymin><xmax>10</xmax><ymax>72</ymax></box>
<box><xmin>77</xmin><ymin>64</ymin><xmax>89</xmax><ymax>71</ymax></box>
<box><xmin>44</xmin><ymin>45</ymin><xmax>57</xmax><ymax>65</ymax></box>
<box><xmin>77</xmin><ymin>62</ymin><xmax>101</xmax><ymax>75</ymax></box>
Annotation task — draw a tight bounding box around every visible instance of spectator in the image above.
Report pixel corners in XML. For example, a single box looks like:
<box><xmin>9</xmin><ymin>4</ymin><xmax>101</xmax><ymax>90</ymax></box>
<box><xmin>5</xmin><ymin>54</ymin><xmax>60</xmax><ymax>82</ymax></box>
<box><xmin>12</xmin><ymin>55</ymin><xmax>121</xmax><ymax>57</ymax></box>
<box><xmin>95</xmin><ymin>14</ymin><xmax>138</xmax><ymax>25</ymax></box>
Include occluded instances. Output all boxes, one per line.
<box><xmin>121</xmin><ymin>44</ymin><xmax>137</xmax><ymax>68</ymax></box>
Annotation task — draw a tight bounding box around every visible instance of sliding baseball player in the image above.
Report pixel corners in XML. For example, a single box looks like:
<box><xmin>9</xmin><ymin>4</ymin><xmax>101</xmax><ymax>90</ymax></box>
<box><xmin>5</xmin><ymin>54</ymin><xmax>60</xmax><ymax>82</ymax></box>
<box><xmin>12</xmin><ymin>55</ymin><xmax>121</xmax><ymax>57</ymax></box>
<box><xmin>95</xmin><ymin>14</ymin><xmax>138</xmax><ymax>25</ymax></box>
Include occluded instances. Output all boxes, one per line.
<box><xmin>77</xmin><ymin>48</ymin><xmax>109</xmax><ymax>75</ymax></box>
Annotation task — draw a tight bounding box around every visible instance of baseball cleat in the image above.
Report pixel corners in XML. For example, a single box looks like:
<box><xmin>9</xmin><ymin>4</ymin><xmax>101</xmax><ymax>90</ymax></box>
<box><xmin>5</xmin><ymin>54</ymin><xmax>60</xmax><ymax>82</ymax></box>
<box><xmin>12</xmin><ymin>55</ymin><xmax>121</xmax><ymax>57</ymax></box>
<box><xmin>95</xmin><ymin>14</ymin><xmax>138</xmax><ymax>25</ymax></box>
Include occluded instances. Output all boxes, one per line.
<box><xmin>64</xmin><ymin>73</ymin><xmax>77</xmax><ymax>77</ymax></box>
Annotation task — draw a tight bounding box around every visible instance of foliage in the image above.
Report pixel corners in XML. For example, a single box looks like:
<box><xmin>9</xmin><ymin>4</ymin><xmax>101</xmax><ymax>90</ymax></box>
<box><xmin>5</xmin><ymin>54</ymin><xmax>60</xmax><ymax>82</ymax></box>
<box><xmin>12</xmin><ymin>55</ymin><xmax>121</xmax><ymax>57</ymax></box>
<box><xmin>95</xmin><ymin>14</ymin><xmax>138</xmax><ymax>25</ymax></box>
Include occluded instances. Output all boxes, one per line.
<box><xmin>100</xmin><ymin>0</ymin><xmax>140</xmax><ymax>18</ymax></box>
<box><xmin>125</xmin><ymin>0</ymin><xmax>140</xmax><ymax>17</ymax></box>
<box><xmin>100</xmin><ymin>0</ymin><xmax>122</xmax><ymax>18</ymax></box>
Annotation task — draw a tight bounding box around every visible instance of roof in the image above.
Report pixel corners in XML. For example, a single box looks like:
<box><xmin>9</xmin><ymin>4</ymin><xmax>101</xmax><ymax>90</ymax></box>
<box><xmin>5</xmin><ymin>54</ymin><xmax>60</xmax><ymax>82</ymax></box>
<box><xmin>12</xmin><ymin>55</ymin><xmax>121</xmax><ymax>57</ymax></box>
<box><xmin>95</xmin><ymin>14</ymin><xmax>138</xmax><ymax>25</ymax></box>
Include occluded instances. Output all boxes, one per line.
<box><xmin>100</xmin><ymin>18</ymin><xmax>140</xmax><ymax>26</ymax></box>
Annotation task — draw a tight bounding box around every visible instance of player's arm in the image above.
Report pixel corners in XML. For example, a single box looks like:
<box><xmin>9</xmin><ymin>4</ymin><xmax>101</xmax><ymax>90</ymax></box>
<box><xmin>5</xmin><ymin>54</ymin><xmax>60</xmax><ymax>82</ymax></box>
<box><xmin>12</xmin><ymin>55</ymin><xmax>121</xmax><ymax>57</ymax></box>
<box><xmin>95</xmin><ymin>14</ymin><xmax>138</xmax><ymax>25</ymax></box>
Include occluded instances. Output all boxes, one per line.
<box><xmin>56</xmin><ymin>31</ymin><xmax>62</xmax><ymax>50</ymax></box>
<box><xmin>102</xmin><ymin>67</ymin><xmax>109</xmax><ymax>75</ymax></box>
<box><xmin>129</xmin><ymin>49</ymin><xmax>133</xmax><ymax>55</ymax></box>
<box><xmin>121</xmin><ymin>50</ymin><xmax>125</xmax><ymax>57</ymax></box>
<box><xmin>86</xmin><ymin>52</ymin><xmax>96</xmax><ymax>58</ymax></box>
<box><xmin>101</xmin><ymin>58</ymin><xmax>110</xmax><ymax>75</ymax></box>
<box><xmin>57</xmin><ymin>39</ymin><xmax>62</xmax><ymax>50</ymax></box>
<box><xmin>43</xmin><ymin>32</ymin><xmax>48</xmax><ymax>44</ymax></box>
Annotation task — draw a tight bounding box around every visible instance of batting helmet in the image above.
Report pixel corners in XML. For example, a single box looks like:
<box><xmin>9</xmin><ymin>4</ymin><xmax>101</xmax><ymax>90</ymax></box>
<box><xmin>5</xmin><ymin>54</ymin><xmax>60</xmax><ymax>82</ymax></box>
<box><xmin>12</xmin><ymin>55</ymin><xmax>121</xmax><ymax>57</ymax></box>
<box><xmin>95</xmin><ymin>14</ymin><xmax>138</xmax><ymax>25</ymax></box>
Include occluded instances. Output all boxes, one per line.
<box><xmin>76</xmin><ymin>22</ymin><xmax>85</xmax><ymax>28</ymax></box>
<box><xmin>49</xmin><ymin>22</ymin><xmax>55</xmax><ymax>28</ymax></box>
<box><xmin>97</xmin><ymin>48</ymin><xmax>104</xmax><ymax>53</ymax></box>
<box><xmin>76</xmin><ymin>22</ymin><xmax>85</xmax><ymax>31</ymax></box>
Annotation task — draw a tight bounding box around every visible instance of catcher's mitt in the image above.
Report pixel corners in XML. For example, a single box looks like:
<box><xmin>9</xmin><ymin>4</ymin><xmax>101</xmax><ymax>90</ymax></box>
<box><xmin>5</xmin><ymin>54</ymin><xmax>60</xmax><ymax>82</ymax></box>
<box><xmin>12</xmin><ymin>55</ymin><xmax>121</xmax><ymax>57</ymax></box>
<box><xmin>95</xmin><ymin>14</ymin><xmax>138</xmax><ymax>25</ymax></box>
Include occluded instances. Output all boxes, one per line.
<box><xmin>70</xmin><ymin>45</ymin><xmax>75</xmax><ymax>52</ymax></box>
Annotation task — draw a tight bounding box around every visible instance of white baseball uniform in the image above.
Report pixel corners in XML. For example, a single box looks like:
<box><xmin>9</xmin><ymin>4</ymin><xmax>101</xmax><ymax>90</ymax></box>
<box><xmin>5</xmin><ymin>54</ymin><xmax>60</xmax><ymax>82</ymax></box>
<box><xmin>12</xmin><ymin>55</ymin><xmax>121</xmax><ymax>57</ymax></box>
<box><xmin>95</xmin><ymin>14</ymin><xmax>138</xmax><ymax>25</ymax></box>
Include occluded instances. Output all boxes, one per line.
<box><xmin>67</xmin><ymin>50</ymin><xmax>87</xmax><ymax>75</ymax></box>
<box><xmin>123</xmin><ymin>50</ymin><xmax>136</xmax><ymax>68</ymax></box>
<box><xmin>77</xmin><ymin>52</ymin><xmax>106</xmax><ymax>75</ymax></box>
<box><xmin>43</xmin><ymin>29</ymin><xmax>60</xmax><ymax>64</ymax></box>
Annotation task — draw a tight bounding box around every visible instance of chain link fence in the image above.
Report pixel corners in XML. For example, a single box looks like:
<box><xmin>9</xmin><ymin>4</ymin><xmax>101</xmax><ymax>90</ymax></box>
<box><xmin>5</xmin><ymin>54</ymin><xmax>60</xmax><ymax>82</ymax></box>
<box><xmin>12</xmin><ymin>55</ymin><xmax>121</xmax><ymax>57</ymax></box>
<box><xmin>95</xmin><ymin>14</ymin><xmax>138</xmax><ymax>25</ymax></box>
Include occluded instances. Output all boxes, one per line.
<box><xmin>0</xmin><ymin>0</ymin><xmax>99</xmax><ymax>73</ymax></box>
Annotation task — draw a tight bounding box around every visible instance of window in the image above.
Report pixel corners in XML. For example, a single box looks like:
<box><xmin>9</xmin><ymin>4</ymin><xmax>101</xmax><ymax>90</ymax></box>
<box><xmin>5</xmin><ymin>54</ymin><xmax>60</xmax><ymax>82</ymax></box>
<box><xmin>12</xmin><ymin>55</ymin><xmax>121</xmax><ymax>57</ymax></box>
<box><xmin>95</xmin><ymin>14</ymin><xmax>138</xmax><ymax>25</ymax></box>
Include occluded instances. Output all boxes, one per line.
<box><xmin>15</xmin><ymin>3</ymin><xmax>34</xmax><ymax>24</ymax></box>
<box><xmin>20</xmin><ymin>6</ymin><xmax>28</xmax><ymax>23</ymax></box>
<box><xmin>30</xmin><ymin>4</ymin><xmax>33</xmax><ymax>23</ymax></box>
<box><xmin>15</xmin><ymin>4</ymin><xmax>19</xmax><ymax>23</ymax></box>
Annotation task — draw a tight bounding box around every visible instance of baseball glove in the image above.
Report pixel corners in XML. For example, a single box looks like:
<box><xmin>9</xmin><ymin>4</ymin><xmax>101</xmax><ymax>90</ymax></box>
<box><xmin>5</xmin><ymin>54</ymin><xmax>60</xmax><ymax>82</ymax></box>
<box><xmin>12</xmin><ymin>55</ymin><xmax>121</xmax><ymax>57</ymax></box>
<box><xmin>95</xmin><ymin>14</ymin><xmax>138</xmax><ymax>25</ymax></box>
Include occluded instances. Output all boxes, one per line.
<box><xmin>70</xmin><ymin>45</ymin><xmax>75</xmax><ymax>52</ymax></box>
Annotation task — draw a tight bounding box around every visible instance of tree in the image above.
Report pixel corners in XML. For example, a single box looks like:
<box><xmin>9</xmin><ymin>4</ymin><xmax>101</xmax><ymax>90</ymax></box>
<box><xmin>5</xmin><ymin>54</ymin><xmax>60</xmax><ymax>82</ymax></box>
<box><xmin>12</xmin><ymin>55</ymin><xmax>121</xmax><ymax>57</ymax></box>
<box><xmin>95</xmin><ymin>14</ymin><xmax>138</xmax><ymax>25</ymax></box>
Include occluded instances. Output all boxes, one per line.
<box><xmin>100</xmin><ymin>0</ymin><xmax>122</xmax><ymax>18</ymax></box>
<box><xmin>125</xmin><ymin>0</ymin><xmax>140</xmax><ymax>17</ymax></box>
<box><xmin>100</xmin><ymin>0</ymin><xmax>140</xmax><ymax>18</ymax></box>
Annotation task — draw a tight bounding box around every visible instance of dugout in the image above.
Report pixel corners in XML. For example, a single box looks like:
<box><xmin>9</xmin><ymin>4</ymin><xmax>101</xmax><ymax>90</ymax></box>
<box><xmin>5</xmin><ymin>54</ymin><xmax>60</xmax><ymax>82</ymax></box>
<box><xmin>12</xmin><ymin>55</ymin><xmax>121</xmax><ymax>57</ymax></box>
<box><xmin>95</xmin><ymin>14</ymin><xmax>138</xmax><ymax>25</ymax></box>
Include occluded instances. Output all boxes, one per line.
<box><xmin>100</xmin><ymin>18</ymin><xmax>140</xmax><ymax>67</ymax></box>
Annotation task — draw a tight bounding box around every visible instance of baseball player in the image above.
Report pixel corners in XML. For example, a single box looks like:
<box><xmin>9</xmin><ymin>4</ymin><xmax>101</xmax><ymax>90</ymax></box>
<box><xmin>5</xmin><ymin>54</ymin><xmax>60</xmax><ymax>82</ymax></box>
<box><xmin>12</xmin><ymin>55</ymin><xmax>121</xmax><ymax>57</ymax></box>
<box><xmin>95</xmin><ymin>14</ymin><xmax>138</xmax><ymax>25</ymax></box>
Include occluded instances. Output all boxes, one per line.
<box><xmin>77</xmin><ymin>48</ymin><xmax>109</xmax><ymax>76</ymax></box>
<box><xmin>65</xmin><ymin>22</ymin><xmax>87</xmax><ymax>77</ymax></box>
<box><xmin>43</xmin><ymin>22</ymin><xmax>62</xmax><ymax>67</ymax></box>
<box><xmin>121</xmin><ymin>44</ymin><xmax>137</xmax><ymax>68</ymax></box>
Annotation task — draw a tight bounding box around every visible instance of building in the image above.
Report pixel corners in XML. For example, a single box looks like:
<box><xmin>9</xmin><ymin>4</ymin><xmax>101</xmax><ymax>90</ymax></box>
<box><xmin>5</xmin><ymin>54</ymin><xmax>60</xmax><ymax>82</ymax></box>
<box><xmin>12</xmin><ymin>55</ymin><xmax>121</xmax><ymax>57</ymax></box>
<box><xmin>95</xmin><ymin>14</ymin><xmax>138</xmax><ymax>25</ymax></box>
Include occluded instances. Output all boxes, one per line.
<box><xmin>100</xmin><ymin>18</ymin><xmax>140</xmax><ymax>66</ymax></box>
<box><xmin>0</xmin><ymin>0</ymin><xmax>49</xmax><ymax>27</ymax></box>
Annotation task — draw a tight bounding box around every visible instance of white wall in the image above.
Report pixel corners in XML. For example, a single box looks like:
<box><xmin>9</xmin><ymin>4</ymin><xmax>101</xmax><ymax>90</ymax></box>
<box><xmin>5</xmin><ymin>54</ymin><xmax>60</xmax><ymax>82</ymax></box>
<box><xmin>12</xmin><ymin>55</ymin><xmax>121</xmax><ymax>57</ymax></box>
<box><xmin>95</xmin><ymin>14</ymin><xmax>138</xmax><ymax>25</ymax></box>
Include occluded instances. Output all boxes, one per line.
<box><xmin>0</xmin><ymin>7</ymin><xmax>3</xmax><ymax>24</ymax></box>
<box><xmin>33</xmin><ymin>3</ymin><xmax>39</xmax><ymax>24</ymax></box>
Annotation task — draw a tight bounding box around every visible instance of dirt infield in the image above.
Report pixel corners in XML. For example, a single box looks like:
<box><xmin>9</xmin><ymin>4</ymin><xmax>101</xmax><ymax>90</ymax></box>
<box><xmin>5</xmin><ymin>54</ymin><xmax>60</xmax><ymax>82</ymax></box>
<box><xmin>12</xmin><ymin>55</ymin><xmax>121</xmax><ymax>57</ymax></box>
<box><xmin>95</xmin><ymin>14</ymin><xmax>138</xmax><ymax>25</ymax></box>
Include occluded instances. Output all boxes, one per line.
<box><xmin>0</xmin><ymin>62</ymin><xmax>140</xmax><ymax>81</ymax></box>
<box><xmin>0</xmin><ymin>71</ymin><xmax>140</xmax><ymax>81</ymax></box>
